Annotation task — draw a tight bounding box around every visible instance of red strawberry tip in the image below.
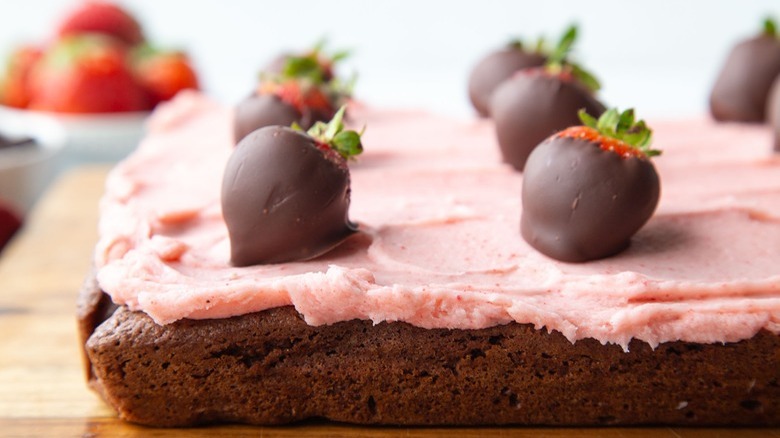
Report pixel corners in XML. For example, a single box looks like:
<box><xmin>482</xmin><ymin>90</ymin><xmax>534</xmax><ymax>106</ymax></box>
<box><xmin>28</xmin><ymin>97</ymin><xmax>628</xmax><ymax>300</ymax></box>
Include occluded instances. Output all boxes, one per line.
<box><xmin>560</xmin><ymin>108</ymin><xmax>661</xmax><ymax>159</ymax></box>
<box><xmin>257</xmin><ymin>79</ymin><xmax>335</xmax><ymax>114</ymax></box>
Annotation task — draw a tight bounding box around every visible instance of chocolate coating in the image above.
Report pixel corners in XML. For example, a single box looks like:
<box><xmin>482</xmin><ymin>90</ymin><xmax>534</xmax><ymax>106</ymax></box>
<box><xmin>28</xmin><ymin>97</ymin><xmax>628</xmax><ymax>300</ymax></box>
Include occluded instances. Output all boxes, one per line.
<box><xmin>467</xmin><ymin>48</ymin><xmax>546</xmax><ymax>117</ymax></box>
<box><xmin>222</xmin><ymin>126</ymin><xmax>357</xmax><ymax>266</ymax></box>
<box><xmin>234</xmin><ymin>93</ymin><xmax>336</xmax><ymax>144</ymax></box>
<box><xmin>234</xmin><ymin>94</ymin><xmax>301</xmax><ymax>144</ymax></box>
<box><xmin>768</xmin><ymin>76</ymin><xmax>780</xmax><ymax>152</ymax></box>
<box><xmin>710</xmin><ymin>34</ymin><xmax>780</xmax><ymax>122</ymax></box>
<box><xmin>490</xmin><ymin>71</ymin><xmax>605</xmax><ymax>171</ymax></box>
<box><xmin>521</xmin><ymin>136</ymin><xmax>660</xmax><ymax>263</ymax></box>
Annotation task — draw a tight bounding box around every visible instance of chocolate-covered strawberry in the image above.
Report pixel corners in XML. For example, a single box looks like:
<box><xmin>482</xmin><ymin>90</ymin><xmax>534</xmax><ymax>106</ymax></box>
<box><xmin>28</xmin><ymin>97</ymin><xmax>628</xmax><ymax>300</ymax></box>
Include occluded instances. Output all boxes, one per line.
<box><xmin>490</xmin><ymin>27</ymin><xmax>605</xmax><ymax>171</ymax></box>
<box><xmin>234</xmin><ymin>78</ymin><xmax>338</xmax><ymax>143</ymax></box>
<box><xmin>710</xmin><ymin>17</ymin><xmax>780</xmax><ymax>122</ymax></box>
<box><xmin>467</xmin><ymin>41</ymin><xmax>546</xmax><ymax>117</ymax></box>
<box><xmin>468</xmin><ymin>25</ymin><xmax>583</xmax><ymax>118</ymax></box>
<box><xmin>222</xmin><ymin>107</ymin><xmax>363</xmax><ymax>266</ymax></box>
<box><xmin>521</xmin><ymin>108</ymin><xmax>661</xmax><ymax>263</ymax></box>
<box><xmin>234</xmin><ymin>43</ymin><xmax>351</xmax><ymax>144</ymax></box>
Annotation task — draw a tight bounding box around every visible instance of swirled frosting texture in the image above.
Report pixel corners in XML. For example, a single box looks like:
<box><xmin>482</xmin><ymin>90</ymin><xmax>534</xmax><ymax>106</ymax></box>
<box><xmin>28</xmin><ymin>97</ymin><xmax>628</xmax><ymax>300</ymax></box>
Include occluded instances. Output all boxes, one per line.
<box><xmin>95</xmin><ymin>92</ymin><xmax>780</xmax><ymax>349</ymax></box>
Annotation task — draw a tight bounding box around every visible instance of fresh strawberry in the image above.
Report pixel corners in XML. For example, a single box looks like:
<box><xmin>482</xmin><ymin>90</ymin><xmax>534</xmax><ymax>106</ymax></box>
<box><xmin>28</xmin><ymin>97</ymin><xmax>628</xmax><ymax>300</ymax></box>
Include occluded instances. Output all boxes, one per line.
<box><xmin>0</xmin><ymin>45</ymin><xmax>43</xmax><ymax>108</ymax></box>
<box><xmin>710</xmin><ymin>17</ymin><xmax>780</xmax><ymax>122</ymax></box>
<box><xmin>28</xmin><ymin>34</ymin><xmax>148</xmax><ymax>113</ymax></box>
<box><xmin>222</xmin><ymin>106</ymin><xmax>363</xmax><ymax>265</ymax></box>
<box><xmin>57</xmin><ymin>0</ymin><xmax>144</xmax><ymax>46</ymax></box>
<box><xmin>134</xmin><ymin>48</ymin><xmax>199</xmax><ymax>107</ymax></box>
<box><xmin>468</xmin><ymin>25</ymin><xmax>579</xmax><ymax>118</ymax></box>
<box><xmin>0</xmin><ymin>201</ymin><xmax>22</xmax><ymax>252</ymax></box>
<box><xmin>490</xmin><ymin>26</ymin><xmax>605</xmax><ymax>170</ymax></box>
<box><xmin>521</xmin><ymin>108</ymin><xmax>661</xmax><ymax>263</ymax></box>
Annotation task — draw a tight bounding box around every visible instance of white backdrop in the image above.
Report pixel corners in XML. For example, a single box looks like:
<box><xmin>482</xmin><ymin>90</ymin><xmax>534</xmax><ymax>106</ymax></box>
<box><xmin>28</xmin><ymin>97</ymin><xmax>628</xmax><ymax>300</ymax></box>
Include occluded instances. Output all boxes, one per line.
<box><xmin>1</xmin><ymin>0</ymin><xmax>779</xmax><ymax>118</ymax></box>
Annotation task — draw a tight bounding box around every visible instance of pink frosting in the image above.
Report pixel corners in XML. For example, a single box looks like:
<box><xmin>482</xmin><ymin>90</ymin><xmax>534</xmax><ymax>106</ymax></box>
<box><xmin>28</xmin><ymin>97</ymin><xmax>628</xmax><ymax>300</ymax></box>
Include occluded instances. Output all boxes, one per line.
<box><xmin>95</xmin><ymin>92</ymin><xmax>780</xmax><ymax>349</ymax></box>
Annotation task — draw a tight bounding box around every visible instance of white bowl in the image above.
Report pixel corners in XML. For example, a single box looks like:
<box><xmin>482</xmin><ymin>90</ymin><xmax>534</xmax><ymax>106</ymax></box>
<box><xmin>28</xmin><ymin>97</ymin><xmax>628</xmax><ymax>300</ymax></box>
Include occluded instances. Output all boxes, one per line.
<box><xmin>0</xmin><ymin>132</ymin><xmax>65</xmax><ymax>216</ymax></box>
<box><xmin>0</xmin><ymin>105</ymin><xmax>148</xmax><ymax>165</ymax></box>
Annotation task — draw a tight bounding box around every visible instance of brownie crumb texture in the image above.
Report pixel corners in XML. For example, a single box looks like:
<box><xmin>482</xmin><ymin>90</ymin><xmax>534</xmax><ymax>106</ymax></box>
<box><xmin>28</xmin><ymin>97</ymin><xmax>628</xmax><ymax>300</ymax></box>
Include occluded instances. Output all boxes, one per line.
<box><xmin>80</xmin><ymin>279</ymin><xmax>779</xmax><ymax>427</ymax></box>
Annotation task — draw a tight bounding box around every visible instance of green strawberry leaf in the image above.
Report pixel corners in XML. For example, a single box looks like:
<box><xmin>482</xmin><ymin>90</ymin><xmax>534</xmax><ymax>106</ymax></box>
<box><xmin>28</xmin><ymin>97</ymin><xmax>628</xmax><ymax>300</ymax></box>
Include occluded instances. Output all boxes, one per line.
<box><xmin>277</xmin><ymin>39</ymin><xmax>351</xmax><ymax>85</ymax></box>
<box><xmin>43</xmin><ymin>34</ymin><xmax>121</xmax><ymax>71</ymax></box>
<box><xmin>578</xmin><ymin>109</ymin><xmax>599</xmax><ymax>129</ymax></box>
<box><xmin>262</xmin><ymin>39</ymin><xmax>355</xmax><ymax>106</ymax></box>
<box><xmin>312</xmin><ymin>37</ymin><xmax>328</xmax><ymax>54</ymax></box>
<box><xmin>597</xmin><ymin>108</ymin><xmax>620</xmax><ymax>135</ymax></box>
<box><xmin>283</xmin><ymin>55</ymin><xmax>325</xmax><ymax>83</ymax></box>
<box><xmin>578</xmin><ymin>108</ymin><xmax>661</xmax><ymax>158</ymax></box>
<box><xmin>568</xmin><ymin>62</ymin><xmax>601</xmax><ymax>92</ymax></box>
<box><xmin>304</xmin><ymin>105</ymin><xmax>364</xmax><ymax>160</ymax></box>
<box><xmin>764</xmin><ymin>17</ymin><xmax>777</xmax><ymax>37</ymax></box>
<box><xmin>323</xmin><ymin>105</ymin><xmax>345</xmax><ymax>139</ymax></box>
<box><xmin>533</xmin><ymin>36</ymin><xmax>546</xmax><ymax>53</ymax></box>
<box><xmin>617</xmin><ymin>108</ymin><xmax>635</xmax><ymax>132</ymax></box>
<box><xmin>505</xmin><ymin>24</ymin><xmax>577</xmax><ymax>57</ymax></box>
<box><xmin>536</xmin><ymin>24</ymin><xmax>601</xmax><ymax>93</ymax></box>
<box><xmin>548</xmin><ymin>24</ymin><xmax>578</xmax><ymax>65</ymax></box>
<box><xmin>330</xmin><ymin>50</ymin><xmax>351</xmax><ymax>63</ymax></box>
<box><xmin>332</xmin><ymin>130</ymin><xmax>363</xmax><ymax>158</ymax></box>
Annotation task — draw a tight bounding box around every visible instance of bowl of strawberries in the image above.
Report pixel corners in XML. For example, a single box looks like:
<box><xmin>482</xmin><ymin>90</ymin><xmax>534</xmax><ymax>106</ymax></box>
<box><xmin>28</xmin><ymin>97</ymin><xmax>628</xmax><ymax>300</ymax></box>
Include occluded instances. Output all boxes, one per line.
<box><xmin>0</xmin><ymin>1</ymin><xmax>200</xmax><ymax>163</ymax></box>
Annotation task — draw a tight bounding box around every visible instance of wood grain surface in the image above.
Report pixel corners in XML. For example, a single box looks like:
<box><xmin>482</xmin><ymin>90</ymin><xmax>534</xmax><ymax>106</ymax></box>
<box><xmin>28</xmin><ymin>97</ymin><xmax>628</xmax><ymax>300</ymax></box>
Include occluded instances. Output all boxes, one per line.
<box><xmin>0</xmin><ymin>166</ymin><xmax>777</xmax><ymax>437</ymax></box>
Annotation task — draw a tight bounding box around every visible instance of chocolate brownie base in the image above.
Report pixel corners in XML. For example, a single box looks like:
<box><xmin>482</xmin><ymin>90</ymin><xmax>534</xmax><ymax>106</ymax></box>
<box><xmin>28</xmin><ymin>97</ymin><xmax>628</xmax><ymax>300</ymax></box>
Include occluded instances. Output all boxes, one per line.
<box><xmin>79</xmin><ymin>274</ymin><xmax>780</xmax><ymax>427</ymax></box>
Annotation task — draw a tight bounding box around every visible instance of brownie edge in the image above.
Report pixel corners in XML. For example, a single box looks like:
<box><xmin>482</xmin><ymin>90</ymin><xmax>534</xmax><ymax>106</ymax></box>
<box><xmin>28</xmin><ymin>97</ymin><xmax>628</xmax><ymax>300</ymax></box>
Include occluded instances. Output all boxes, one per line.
<box><xmin>79</xmin><ymin>272</ymin><xmax>780</xmax><ymax>427</ymax></box>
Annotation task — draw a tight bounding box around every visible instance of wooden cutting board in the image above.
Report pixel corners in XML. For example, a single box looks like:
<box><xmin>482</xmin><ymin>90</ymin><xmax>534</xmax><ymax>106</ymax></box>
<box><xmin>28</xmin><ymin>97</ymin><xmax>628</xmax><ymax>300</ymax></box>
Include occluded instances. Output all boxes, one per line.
<box><xmin>0</xmin><ymin>166</ymin><xmax>776</xmax><ymax>437</ymax></box>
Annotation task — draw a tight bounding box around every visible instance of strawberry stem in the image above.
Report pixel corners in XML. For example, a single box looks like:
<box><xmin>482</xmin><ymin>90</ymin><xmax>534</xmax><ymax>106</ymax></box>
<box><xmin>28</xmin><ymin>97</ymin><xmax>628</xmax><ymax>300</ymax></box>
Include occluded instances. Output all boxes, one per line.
<box><xmin>279</xmin><ymin>39</ymin><xmax>350</xmax><ymax>85</ymax></box>
<box><xmin>300</xmin><ymin>106</ymin><xmax>364</xmax><ymax>160</ymax></box>
<box><xmin>579</xmin><ymin>108</ymin><xmax>661</xmax><ymax>158</ymax></box>
<box><xmin>260</xmin><ymin>40</ymin><xmax>354</xmax><ymax>110</ymax></box>
<box><xmin>547</xmin><ymin>24</ymin><xmax>578</xmax><ymax>65</ymax></box>
<box><xmin>502</xmin><ymin>24</ymin><xmax>599</xmax><ymax>92</ymax></box>
<box><xmin>539</xmin><ymin>24</ymin><xmax>601</xmax><ymax>93</ymax></box>
<box><xmin>507</xmin><ymin>39</ymin><xmax>524</xmax><ymax>50</ymax></box>
<box><xmin>283</xmin><ymin>55</ymin><xmax>327</xmax><ymax>83</ymax></box>
<box><xmin>764</xmin><ymin>17</ymin><xmax>777</xmax><ymax>37</ymax></box>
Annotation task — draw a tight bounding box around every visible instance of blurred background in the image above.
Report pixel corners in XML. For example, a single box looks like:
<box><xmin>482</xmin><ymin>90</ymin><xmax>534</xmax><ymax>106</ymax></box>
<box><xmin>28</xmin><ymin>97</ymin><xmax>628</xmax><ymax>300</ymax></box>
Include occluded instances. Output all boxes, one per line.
<box><xmin>1</xmin><ymin>0</ymin><xmax>779</xmax><ymax>118</ymax></box>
